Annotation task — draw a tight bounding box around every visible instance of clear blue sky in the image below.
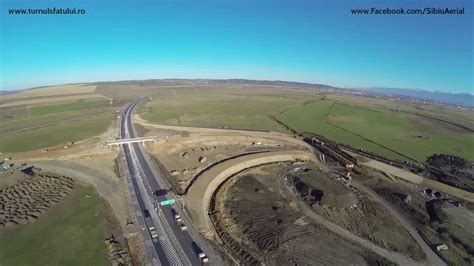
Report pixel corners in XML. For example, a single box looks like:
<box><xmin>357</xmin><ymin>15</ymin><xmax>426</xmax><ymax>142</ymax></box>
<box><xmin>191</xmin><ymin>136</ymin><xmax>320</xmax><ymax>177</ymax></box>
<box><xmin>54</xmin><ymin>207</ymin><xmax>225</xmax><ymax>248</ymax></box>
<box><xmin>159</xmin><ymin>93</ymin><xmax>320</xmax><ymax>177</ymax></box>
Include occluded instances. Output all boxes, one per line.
<box><xmin>1</xmin><ymin>0</ymin><xmax>472</xmax><ymax>93</ymax></box>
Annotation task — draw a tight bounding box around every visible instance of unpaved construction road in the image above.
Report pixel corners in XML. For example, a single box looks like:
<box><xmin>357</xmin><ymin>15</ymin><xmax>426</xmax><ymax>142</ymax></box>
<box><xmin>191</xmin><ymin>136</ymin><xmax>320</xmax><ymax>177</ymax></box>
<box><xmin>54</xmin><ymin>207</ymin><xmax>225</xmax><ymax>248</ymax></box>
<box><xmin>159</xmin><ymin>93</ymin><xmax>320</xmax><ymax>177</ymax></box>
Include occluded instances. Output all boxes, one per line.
<box><xmin>186</xmin><ymin>150</ymin><xmax>314</xmax><ymax>232</ymax></box>
<box><xmin>352</xmin><ymin>180</ymin><xmax>446</xmax><ymax>266</ymax></box>
<box><xmin>282</xmin><ymin>178</ymin><xmax>430</xmax><ymax>265</ymax></box>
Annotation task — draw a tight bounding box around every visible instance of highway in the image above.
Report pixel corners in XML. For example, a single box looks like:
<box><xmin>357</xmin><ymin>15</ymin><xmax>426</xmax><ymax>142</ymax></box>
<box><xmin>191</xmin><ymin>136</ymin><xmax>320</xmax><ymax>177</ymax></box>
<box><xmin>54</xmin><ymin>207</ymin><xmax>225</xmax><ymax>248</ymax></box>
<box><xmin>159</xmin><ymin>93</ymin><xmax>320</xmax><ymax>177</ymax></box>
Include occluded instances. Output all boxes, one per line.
<box><xmin>119</xmin><ymin>99</ymin><xmax>207</xmax><ymax>266</ymax></box>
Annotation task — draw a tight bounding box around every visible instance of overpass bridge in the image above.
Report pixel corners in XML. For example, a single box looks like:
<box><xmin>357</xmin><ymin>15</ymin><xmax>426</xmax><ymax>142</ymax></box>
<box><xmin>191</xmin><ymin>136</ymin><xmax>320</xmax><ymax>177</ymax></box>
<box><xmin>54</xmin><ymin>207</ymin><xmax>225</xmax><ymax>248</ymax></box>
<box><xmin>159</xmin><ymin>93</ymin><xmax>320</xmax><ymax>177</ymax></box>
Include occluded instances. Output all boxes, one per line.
<box><xmin>106</xmin><ymin>136</ymin><xmax>157</xmax><ymax>146</ymax></box>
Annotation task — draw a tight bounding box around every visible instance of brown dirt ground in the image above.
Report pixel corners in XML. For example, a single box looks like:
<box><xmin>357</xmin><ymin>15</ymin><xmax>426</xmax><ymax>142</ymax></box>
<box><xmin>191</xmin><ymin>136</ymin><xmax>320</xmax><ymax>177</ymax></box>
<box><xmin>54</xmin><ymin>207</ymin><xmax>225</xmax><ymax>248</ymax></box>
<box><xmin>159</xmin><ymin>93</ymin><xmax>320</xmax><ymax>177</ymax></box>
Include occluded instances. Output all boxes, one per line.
<box><xmin>288</xmin><ymin>167</ymin><xmax>425</xmax><ymax>261</ymax></box>
<box><xmin>363</xmin><ymin>171</ymin><xmax>474</xmax><ymax>265</ymax></box>
<box><xmin>211</xmin><ymin>164</ymin><xmax>396</xmax><ymax>265</ymax></box>
<box><xmin>0</xmin><ymin>172</ymin><xmax>74</xmax><ymax>227</ymax></box>
<box><xmin>146</xmin><ymin>131</ymin><xmax>302</xmax><ymax>193</ymax></box>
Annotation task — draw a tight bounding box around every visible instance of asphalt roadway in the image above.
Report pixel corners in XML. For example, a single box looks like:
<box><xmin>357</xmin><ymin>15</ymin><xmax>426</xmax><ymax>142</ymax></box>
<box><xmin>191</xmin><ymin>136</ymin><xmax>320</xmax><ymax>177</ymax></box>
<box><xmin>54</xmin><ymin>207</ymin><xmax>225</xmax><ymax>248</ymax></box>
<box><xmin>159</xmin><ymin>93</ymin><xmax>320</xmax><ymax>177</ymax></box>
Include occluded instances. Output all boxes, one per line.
<box><xmin>120</xmin><ymin>100</ymin><xmax>205</xmax><ymax>265</ymax></box>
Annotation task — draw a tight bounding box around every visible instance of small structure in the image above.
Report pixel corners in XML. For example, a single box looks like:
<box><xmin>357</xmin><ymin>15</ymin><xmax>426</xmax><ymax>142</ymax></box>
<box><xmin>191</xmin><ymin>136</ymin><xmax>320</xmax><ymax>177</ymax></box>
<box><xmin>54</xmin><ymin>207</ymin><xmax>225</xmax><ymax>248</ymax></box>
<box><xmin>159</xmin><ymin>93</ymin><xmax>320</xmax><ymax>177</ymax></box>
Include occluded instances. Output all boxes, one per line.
<box><xmin>436</xmin><ymin>244</ymin><xmax>449</xmax><ymax>251</ymax></box>
<box><xmin>445</xmin><ymin>199</ymin><xmax>461</xmax><ymax>207</ymax></box>
<box><xmin>404</xmin><ymin>194</ymin><xmax>412</xmax><ymax>204</ymax></box>
<box><xmin>345</xmin><ymin>171</ymin><xmax>352</xmax><ymax>180</ymax></box>
<box><xmin>20</xmin><ymin>166</ymin><xmax>35</xmax><ymax>176</ymax></box>
<box><xmin>0</xmin><ymin>164</ymin><xmax>6</xmax><ymax>174</ymax></box>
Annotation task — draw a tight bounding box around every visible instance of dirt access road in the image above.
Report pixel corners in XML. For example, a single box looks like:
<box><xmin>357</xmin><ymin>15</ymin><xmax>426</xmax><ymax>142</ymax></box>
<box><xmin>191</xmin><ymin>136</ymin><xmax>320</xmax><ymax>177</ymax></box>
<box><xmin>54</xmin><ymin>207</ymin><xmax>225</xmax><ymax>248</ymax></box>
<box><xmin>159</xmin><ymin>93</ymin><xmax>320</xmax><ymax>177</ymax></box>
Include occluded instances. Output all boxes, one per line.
<box><xmin>185</xmin><ymin>150</ymin><xmax>315</xmax><ymax>233</ymax></box>
<box><xmin>279</xmin><ymin>176</ymin><xmax>431</xmax><ymax>266</ymax></box>
<box><xmin>352</xmin><ymin>180</ymin><xmax>446</xmax><ymax>266</ymax></box>
<box><xmin>345</xmin><ymin>150</ymin><xmax>474</xmax><ymax>203</ymax></box>
<box><xmin>135</xmin><ymin>114</ymin><xmax>316</xmax><ymax>151</ymax></box>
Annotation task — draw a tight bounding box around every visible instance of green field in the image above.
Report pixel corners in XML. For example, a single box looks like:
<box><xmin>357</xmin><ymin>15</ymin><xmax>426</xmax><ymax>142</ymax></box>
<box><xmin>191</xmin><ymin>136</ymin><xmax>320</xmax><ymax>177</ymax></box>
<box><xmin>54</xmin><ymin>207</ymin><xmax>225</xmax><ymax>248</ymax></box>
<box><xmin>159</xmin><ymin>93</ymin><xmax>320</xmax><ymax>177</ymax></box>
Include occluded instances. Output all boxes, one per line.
<box><xmin>137</xmin><ymin>88</ymin><xmax>474</xmax><ymax>162</ymax></box>
<box><xmin>139</xmin><ymin>88</ymin><xmax>322</xmax><ymax>131</ymax></box>
<box><xmin>0</xmin><ymin>185</ymin><xmax>109</xmax><ymax>266</ymax></box>
<box><xmin>279</xmin><ymin>100</ymin><xmax>474</xmax><ymax>161</ymax></box>
<box><xmin>278</xmin><ymin>101</ymin><xmax>401</xmax><ymax>158</ymax></box>
<box><xmin>0</xmin><ymin>114</ymin><xmax>114</xmax><ymax>152</ymax></box>
<box><xmin>0</xmin><ymin>99</ymin><xmax>109</xmax><ymax>122</ymax></box>
<box><xmin>0</xmin><ymin>99</ymin><xmax>114</xmax><ymax>152</ymax></box>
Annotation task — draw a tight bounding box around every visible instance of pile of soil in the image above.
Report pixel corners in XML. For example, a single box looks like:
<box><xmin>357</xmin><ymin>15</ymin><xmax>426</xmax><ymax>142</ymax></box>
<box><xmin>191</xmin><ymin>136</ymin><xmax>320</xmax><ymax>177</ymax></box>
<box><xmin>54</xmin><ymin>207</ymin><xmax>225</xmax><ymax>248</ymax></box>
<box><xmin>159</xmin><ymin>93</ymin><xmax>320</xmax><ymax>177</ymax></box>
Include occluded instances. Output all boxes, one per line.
<box><xmin>211</xmin><ymin>168</ymin><xmax>393</xmax><ymax>265</ymax></box>
<box><xmin>425</xmin><ymin>154</ymin><xmax>474</xmax><ymax>192</ymax></box>
<box><xmin>105</xmin><ymin>235</ymin><xmax>133</xmax><ymax>266</ymax></box>
<box><xmin>0</xmin><ymin>173</ymin><xmax>74</xmax><ymax>227</ymax></box>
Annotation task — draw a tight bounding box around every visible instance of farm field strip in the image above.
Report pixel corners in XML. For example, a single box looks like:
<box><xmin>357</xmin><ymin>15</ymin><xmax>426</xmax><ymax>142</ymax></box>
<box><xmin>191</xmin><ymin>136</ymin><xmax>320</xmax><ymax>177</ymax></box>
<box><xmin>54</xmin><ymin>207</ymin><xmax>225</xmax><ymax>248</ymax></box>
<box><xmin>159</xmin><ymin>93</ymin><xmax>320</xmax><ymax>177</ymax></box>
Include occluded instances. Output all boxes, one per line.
<box><xmin>0</xmin><ymin>99</ymin><xmax>110</xmax><ymax>122</ymax></box>
<box><xmin>0</xmin><ymin>97</ymin><xmax>116</xmax><ymax>152</ymax></box>
<box><xmin>0</xmin><ymin>113</ymin><xmax>114</xmax><ymax>152</ymax></box>
<box><xmin>139</xmin><ymin>89</ymin><xmax>324</xmax><ymax>132</ymax></box>
<box><xmin>0</xmin><ymin>94</ymin><xmax>109</xmax><ymax>107</ymax></box>
<box><xmin>278</xmin><ymin>100</ymin><xmax>473</xmax><ymax>161</ymax></box>
<box><xmin>0</xmin><ymin>84</ymin><xmax>97</xmax><ymax>99</ymax></box>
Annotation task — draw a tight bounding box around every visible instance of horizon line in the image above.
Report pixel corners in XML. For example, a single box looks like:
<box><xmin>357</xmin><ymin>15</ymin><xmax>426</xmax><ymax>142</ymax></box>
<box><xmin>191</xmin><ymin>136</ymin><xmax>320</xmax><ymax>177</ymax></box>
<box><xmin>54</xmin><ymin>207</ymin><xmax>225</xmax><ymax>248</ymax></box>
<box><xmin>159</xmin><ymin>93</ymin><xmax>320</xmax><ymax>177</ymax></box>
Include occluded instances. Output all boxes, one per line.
<box><xmin>1</xmin><ymin>77</ymin><xmax>473</xmax><ymax>96</ymax></box>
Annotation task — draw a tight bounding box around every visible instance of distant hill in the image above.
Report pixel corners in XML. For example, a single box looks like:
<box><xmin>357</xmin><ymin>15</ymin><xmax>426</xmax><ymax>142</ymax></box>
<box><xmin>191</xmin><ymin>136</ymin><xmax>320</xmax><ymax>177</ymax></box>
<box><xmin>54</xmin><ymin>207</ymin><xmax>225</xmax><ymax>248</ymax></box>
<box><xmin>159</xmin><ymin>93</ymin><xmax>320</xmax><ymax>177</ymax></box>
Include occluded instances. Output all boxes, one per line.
<box><xmin>4</xmin><ymin>79</ymin><xmax>472</xmax><ymax>107</ymax></box>
<box><xmin>155</xmin><ymin>78</ymin><xmax>337</xmax><ymax>90</ymax></box>
<box><xmin>0</xmin><ymin>91</ymin><xmax>16</xmax><ymax>96</ymax></box>
<box><xmin>354</xmin><ymin>87</ymin><xmax>474</xmax><ymax>107</ymax></box>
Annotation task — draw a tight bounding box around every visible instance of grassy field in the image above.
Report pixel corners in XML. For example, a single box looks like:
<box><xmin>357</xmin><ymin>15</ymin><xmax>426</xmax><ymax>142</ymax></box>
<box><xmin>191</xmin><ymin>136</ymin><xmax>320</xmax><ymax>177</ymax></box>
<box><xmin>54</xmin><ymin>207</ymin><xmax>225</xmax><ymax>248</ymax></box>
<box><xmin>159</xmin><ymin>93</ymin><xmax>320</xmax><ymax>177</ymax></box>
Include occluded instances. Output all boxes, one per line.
<box><xmin>0</xmin><ymin>98</ymin><xmax>115</xmax><ymax>152</ymax></box>
<box><xmin>279</xmin><ymin>100</ymin><xmax>474</xmax><ymax>161</ymax></box>
<box><xmin>0</xmin><ymin>185</ymin><xmax>109</xmax><ymax>266</ymax></box>
<box><xmin>139</xmin><ymin>88</ymin><xmax>322</xmax><ymax>131</ymax></box>
<box><xmin>0</xmin><ymin>99</ymin><xmax>109</xmax><ymax>122</ymax></box>
<box><xmin>278</xmin><ymin>101</ymin><xmax>401</xmax><ymax>158</ymax></box>
<box><xmin>0</xmin><ymin>113</ymin><xmax>114</xmax><ymax>152</ymax></box>
<box><xmin>328</xmin><ymin>103</ymin><xmax>474</xmax><ymax>161</ymax></box>
<box><xmin>139</xmin><ymin>88</ymin><xmax>474</xmax><ymax>162</ymax></box>
<box><xmin>1</xmin><ymin>84</ymin><xmax>97</xmax><ymax>99</ymax></box>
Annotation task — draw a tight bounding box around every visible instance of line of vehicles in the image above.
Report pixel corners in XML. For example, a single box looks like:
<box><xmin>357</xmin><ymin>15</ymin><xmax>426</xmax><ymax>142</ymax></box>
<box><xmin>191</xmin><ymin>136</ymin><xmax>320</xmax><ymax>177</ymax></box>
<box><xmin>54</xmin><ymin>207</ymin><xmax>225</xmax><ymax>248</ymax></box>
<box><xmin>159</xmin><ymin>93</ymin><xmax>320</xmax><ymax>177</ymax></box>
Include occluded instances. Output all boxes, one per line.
<box><xmin>144</xmin><ymin>197</ymin><xmax>209</xmax><ymax>264</ymax></box>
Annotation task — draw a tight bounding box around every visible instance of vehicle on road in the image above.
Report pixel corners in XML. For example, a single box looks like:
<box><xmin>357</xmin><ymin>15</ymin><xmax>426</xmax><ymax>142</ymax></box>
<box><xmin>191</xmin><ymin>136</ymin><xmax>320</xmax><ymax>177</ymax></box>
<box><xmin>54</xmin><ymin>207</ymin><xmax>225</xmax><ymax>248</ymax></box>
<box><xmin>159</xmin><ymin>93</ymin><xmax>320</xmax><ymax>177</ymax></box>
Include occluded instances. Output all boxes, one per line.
<box><xmin>153</xmin><ymin>189</ymin><xmax>168</xmax><ymax>197</ymax></box>
<box><xmin>175</xmin><ymin>214</ymin><xmax>182</xmax><ymax>223</ymax></box>
<box><xmin>192</xmin><ymin>242</ymin><xmax>209</xmax><ymax>263</ymax></box>
<box><xmin>144</xmin><ymin>209</ymin><xmax>159</xmax><ymax>242</ymax></box>
<box><xmin>198</xmin><ymin>252</ymin><xmax>209</xmax><ymax>263</ymax></box>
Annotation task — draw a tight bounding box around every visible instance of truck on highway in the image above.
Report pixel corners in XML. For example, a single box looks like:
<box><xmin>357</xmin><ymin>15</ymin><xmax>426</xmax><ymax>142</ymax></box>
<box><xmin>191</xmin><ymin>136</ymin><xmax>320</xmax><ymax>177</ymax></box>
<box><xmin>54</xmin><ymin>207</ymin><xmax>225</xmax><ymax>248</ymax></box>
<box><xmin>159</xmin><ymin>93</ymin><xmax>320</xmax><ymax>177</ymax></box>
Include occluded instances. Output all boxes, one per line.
<box><xmin>170</xmin><ymin>208</ymin><xmax>187</xmax><ymax>231</ymax></box>
<box><xmin>192</xmin><ymin>242</ymin><xmax>209</xmax><ymax>264</ymax></box>
<box><xmin>198</xmin><ymin>252</ymin><xmax>209</xmax><ymax>263</ymax></box>
<box><xmin>175</xmin><ymin>214</ymin><xmax>182</xmax><ymax>223</ymax></box>
<box><xmin>144</xmin><ymin>209</ymin><xmax>158</xmax><ymax>242</ymax></box>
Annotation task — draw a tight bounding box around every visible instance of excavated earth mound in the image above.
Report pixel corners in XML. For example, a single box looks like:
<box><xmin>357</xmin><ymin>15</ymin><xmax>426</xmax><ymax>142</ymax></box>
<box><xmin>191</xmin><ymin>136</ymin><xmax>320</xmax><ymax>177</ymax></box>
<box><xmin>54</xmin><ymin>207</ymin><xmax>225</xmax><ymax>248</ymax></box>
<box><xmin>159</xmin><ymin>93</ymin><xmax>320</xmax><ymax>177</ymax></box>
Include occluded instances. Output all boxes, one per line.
<box><xmin>0</xmin><ymin>173</ymin><xmax>74</xmax><ymax>227</ymax></box>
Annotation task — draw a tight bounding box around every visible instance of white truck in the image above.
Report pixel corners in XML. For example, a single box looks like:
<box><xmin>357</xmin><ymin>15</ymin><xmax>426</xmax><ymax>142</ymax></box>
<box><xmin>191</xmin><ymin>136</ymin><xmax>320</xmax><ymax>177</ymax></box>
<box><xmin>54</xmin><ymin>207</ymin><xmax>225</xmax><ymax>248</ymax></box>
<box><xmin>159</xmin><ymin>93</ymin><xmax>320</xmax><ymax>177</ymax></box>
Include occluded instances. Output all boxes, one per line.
<box><xmin>192</xmin><ymin>242</ymin><xmax>209</xmax><ymax>264</ymax></box>
<box><xmin>198</xmin><ymin>252</ymin><xmax>209</xmax><ymax>263</ymax></box>
<box><xmin>174</xmin><ymin>214</ymin><xmax>182</xmax><ymax>223</ymax></box>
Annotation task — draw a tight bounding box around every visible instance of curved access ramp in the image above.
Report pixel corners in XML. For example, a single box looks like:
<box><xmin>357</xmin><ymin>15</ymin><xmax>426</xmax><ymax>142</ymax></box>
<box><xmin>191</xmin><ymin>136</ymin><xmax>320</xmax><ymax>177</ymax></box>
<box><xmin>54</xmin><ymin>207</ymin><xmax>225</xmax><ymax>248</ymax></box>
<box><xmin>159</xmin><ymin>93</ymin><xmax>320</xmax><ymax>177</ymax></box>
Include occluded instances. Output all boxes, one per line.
<box><xmin>184</xmin><ymin>150</ymin><xmax>315</xmax><ymax>233</ymax></box>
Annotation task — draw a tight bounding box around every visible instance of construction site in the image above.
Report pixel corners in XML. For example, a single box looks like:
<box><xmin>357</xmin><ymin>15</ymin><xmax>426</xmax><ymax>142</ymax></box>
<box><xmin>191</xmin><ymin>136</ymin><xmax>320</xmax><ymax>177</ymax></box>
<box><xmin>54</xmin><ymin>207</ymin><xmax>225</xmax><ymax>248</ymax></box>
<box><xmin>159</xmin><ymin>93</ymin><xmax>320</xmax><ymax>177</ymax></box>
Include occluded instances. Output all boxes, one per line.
<box><xmin>1</xmin><ymin>81</ymin><xmax>473</xmax><ymax>265</ymax></box>
<box><xmin>135</xmin><ymin>112</ymin><xmax>474</xmax><ymax>265</ymax></box>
